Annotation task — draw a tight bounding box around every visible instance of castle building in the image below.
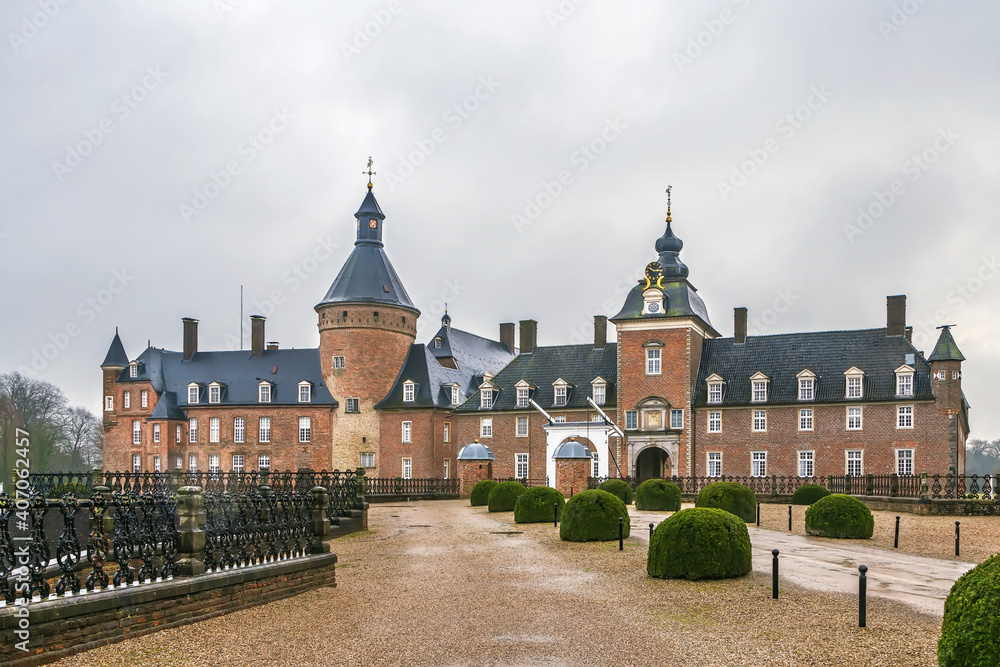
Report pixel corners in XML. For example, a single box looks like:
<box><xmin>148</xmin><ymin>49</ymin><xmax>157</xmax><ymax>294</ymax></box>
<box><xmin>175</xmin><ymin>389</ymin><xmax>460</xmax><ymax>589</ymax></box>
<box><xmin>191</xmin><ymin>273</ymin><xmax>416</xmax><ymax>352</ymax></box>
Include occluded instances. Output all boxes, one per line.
<box><xmin>101</xmin><ymin>180</ymin><xmax>970</xmax><ymax>480</ymax></box>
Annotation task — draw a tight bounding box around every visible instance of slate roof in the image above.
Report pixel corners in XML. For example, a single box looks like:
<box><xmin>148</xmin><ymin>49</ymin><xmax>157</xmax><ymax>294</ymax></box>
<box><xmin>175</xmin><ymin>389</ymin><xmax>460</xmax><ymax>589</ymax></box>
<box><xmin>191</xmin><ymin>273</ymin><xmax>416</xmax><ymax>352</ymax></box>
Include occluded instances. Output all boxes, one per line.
<box><xmin>694</xmin><ymin>328</ymin><xmax>934</xmax><ymax>407</ymax></box>
<box><xmin>611</xmin><ymin>280</ymin><xmax>714</xmax><ymax>330</ymax></box>
<box><xmin>101</xmin><ymin>332</ymin><xmax>129</xmax><ymax>368</ymax></box>
<box><xmin>928</xmin><ymin>326</ymin><xmax>966</xmax><ymax>362</ymax></box>
<box><xmin>454</xmin><ymin>343</ymin><xmax>617</xmax><ymax>413</ymax></box>
<box><xmin>375</xmin><ymin>324</ymin><xmax>515</xmax><ymax>410</ymax></box>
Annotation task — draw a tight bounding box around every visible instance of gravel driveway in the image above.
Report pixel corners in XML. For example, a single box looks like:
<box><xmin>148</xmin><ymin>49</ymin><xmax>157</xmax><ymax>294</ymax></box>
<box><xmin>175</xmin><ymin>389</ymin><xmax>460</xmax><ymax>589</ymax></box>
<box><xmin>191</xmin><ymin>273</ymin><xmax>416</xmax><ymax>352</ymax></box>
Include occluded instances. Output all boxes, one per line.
<box><xmin>55</xmin><ymin>500</ymin><xmax>945</xmax><ymax>667</ymax></box>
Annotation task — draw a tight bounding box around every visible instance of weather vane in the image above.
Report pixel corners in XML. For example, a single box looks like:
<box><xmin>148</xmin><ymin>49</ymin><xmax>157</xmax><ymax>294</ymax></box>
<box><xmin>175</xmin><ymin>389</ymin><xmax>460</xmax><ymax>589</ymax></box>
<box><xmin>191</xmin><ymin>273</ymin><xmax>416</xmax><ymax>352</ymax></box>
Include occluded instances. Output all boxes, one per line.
<box><xmin>666</xmin><ymin>185</ymin><xmax>672</xmax><ymax>224</ymax></box>
<box><xmin>363</xmin><ymin>157</ymin><xmax>376</xmax><ymax>190</ymax></box>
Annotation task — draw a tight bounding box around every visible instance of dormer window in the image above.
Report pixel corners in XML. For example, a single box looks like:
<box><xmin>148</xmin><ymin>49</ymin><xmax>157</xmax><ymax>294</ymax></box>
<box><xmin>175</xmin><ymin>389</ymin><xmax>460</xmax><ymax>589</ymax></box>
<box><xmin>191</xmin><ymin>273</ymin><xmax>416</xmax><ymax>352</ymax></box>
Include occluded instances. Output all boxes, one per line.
<box><xmin>480</xmin><ymin>388</ymin><xmax>494</xmax><ymax>409</ymax></box>
<box><xmin>403</xmin><ymin>381</ymin><xmax>415</xmax><ymax>403</ymax></box>
<box><xmin>259</xmin><ymin>382</ymin><xmax>272</xmax><ymax>403</ymax></box>
<box><xmin>797</xmin><ymin>371</ymin><xmax>816</xmax><ymax>401</ymax></box>
<box><xmin>187</xmin><ymin>383</ymin><xmax>199</xmax><ymax>405</ymax></box>
<box><xmin>750</xmin><ymin>372</ymin><xmax>769</xmax><ymax>403</ymax></box>
<box><xmin>299</xmin><ymin>382</ymin><xmax>312</xmax><ymax>403</ymax></box>
<box><xmin>553</xmin><ymin>379</ymin><xmax>571</xmax><ymax>407</ymax></box>
<box><xmin>451</xmin><ymin>385</ymin><xmax>460</xmax><ymax>406</ymax></box>
<box><xmin>844</xmin><ymin>367</ymin><xmax>865</xmax><ymax>399</ymax></box>
<box><xmin>514</xmin><ymin>380</ymin><xmax>534</xmax><ymax>408</ymax></box>
<box><xmin>895</xmin><ymin>365</ymin><xmax>915</xmax><ymax>397</ymax></box>
<box><xmin>554</xmin><ymin>386</ymin><xmax>567</xmax><ymax>406</ymax></box>
<box><xmin>433</xmin><ymin>337</ymin><xmax>442</xmax><ymax>349</ymax></box>
<box><xmin>592</xmin><ymin>378</ymin><xmax>606</xmax><ymax>406</ymax></box>
<box><xmin>129</xmin><ymin>362</ymin><xmax>139</xmax><ymax>378</ymax></box>
<box><xmin>706</xmin><ymin>374</ymin><xmax>725</xmax><ymax>404</ymax></box>
<box><xmin>208</xmin><ymin>383</ymin><xmax>221</xmax><ymax>404</ymax></box>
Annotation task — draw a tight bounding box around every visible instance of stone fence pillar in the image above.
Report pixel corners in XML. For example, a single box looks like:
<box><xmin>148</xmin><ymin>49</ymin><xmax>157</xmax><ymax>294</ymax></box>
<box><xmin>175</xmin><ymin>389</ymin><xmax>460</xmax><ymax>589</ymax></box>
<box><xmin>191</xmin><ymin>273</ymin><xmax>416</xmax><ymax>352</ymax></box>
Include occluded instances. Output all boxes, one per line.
<box><xmin>919</xmin><ymin>472</ymin><xmax>929</xmax><ymax>501</ymax></box>
<box><xmin>310</xmin><ymin>486</ymin><xmax>331</xmax><ymax>555</ymax></box>
<box><xmin>175</xmin><ymin>486</ymin><xmax>206</xmax><ymax>577</ymax></box>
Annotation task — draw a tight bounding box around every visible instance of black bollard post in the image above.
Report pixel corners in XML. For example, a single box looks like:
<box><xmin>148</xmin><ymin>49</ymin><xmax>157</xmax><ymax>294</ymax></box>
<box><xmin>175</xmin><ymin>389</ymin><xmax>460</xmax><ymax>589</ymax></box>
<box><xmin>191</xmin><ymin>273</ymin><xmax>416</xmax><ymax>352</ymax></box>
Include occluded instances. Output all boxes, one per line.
<box><xmin>788</xmin><ymin>505</ymin><xmax>792</xmax><ymax>531</ymax></box>
<box><xmin>894</xmin><ymin>516</ymin><xmax>900</xmax><ymax>549</ymax></box>
<box><xmin>858</xmin><ymin>565</ymin><xmax>868</xmax><ymax>628</ymax></box>
<box><xmin>757</xmin><ymin>502</ymin><xmax>761</xmax><ymax>527</ymax></box>
<box><xmin>771</xmin><ymin>549</ymin><xmax>779</xmax><ymax>599</ymax></box>
<box><xmin>649</xmin><ymin>522</ymin><xmax>654</xmax><ymax>541</ymax></box>
<box><xmin>554</xmin><ymin>502</ymin><xmax>559</xmax><ymax>527</ymax></box>
<box><xmin>955</xmin><ymin>521</ymin><xmax>960</xmax><ymax>557</ymax></box>
<box><xmin>619</xmin><ymin>516</ymin><xmax>624</xmax><ymax>551</ymax></box>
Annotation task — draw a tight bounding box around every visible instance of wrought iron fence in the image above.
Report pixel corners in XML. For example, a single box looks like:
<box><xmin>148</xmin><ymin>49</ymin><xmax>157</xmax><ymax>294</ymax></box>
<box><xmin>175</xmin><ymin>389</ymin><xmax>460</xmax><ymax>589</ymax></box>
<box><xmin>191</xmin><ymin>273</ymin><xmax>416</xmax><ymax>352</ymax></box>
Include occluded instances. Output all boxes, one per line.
<box><xmin>492</xmin><ymin>477</ymin><xmax>545</xmax><ymax>489</ymax></box>
<box><xmin>202</xmin><ymin>490</ymin><xmax>312</xmax><ymax>572</ymax></box>
<box><xmin>365</xmin><ymin>477</ymin><xmax>460</xmax><ymax>496</ymax></box>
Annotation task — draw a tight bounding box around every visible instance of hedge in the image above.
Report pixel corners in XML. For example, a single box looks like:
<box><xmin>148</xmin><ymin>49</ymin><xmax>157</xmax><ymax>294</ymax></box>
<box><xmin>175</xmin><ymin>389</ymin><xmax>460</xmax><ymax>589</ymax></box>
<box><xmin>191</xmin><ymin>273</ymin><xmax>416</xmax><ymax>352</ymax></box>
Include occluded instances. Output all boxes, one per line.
<box><xmin>695</xmin><ymin>482</ymin><xmax>756</xmax><ymax>522</ymax></box>
<box><xmin>560</xmin><ymin>489</ymin><xmax>630</xmax><ymax>542</ymax></box>
<box><xmin>791</xmin><ymin>484</ymin><xmax>831</xmax><ymax>506</ymax></box>
<box><xmin>804</xmin><ymin>494</ymin><xmax>874</xmax><ymax>539</ymax></box>
<box><xmin>487</xmin><ymin>481</ymin><xmax>527</xmax><ymax>512</ymax></box>
<box><xmin>635</xmin><ymin>479</ymin><xmax>682</xmax><ymax>511</ymax></box>
<box><xmin>938</xmin><ymin>553</ymin><xmax>1000</xmax><ymax>667</ymax></box>
<box><xmin>598</xmin><ymin>478</ymin><xmax>633</xmax><ymax>505</ymax></box>
<box><xmin>470</xmin><ymin>480</ymin><xmax>498</xmax><ymax>507</ymax></box>
<box><xmin>647</xmin><ymin>507</ymin><xmax>752</xmax><ymax>580</ymax></box>
<box><xmin>514</xmin><ymin>486</ymin><xmax>566</xmax><ymax>523</ymax></box>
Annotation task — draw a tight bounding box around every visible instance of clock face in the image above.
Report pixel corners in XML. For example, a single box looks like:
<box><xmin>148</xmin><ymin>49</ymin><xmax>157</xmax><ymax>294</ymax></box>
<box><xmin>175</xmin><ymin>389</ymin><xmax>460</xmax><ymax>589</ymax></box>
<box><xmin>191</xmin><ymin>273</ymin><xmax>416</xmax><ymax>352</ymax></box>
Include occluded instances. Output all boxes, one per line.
<box><xmin>645</xmin><ymin>262</ymin><xmax>663</xmax><ymax>280</ymax></box>
<box><xmin>369</xmin><ymin>219</ymin><xmax>378</xmax><ymax>229</ymax></box>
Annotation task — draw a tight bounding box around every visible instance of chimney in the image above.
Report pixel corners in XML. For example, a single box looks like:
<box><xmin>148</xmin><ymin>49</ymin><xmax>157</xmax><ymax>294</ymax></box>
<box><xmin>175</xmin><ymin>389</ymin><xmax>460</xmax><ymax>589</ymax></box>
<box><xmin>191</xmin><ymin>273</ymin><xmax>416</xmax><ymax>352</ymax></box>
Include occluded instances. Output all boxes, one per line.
<box><xmin>594</xmin><ymin>315</ymin><xmax>607</xmax><ymax>349</ymax></box>
<box><xmin>519</xmin><ymin>319</ymin><xmax>537</xmax><ymax>355</ymax></box>
<box><xmin>266</xmin><ymin>341</ymin><xmax>279</xmax><ymax>351</ymax></box>
<box><xmin>250</xmin><ymin>315</ymin><xmax>266</xmax><ymax>357</ymax></box>
<box><xmin>182</xmin><ymin>318</ymin><xmax>198</xmax><ymax>361</ymax></box>
<box><xmin>887</xmin><ymin>295</ymin><xmax>906</xmax><ymax>337</ymax></box>
<box><xmin>734</xmin><ymin>307</ymin><xmax>748</xmax><ymax>344</ymax></box>
<box><xmin>499</xmin><ymin>323</ymin><xmax>516</xmax><ymax>354</ymax></box>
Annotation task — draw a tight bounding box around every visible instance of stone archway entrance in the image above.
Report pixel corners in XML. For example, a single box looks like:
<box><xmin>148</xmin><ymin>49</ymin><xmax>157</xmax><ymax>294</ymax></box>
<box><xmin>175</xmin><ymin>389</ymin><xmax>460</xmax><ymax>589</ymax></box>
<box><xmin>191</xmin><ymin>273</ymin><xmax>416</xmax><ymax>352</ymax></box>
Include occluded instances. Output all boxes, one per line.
<box><xmin>635</xmin><ymin>447</ymin><xmax>670</xmax><ymax>481</ymax></box>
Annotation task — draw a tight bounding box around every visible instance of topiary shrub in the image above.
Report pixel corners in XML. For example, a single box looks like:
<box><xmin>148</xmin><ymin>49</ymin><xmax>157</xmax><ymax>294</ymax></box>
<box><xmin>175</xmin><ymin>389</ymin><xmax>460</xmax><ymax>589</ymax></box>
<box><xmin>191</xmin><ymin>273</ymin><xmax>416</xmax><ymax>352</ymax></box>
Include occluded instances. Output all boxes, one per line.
<box><xmin>487</xmin><ymin>481</ymin><xmax>527</xmax><ymax>512</ymax></box>
<box><xmin>791</xmin><ymin>483</ymin><xmax>831</xmax><ymax>506</ymax></box>
<box><xmin>470</xmin><ymin>479</ymin><xmax>498</xmax><ymax>507</ymax></box>
<box><xmin>804</xmin><ymin>494</ymin><xmax>874</xmax><ymax>538</ymax></box>
<box><xmin>938</xmin><ymin>553</ymin><xmax>1000</xmax><ymax>667</ymax></box>
<box><xmin>560</xmin><ymin>489</ymin><xmax>630</xmax><ymax>542</ymax></box>
<box><xmin>647</xmin><ymin>507</ymin><xmax>752</xmax><ymax>580</ymax></box>
<box><xmin>635</xmin><ymin>479</ymin><xmax>682</xmax><ymax>511</ymax></box>
<box><xmin>695</xmin><ymin>482</ymin><xmax>756</xmax><ymax>522</ymax></box>
<box><xmin>598</xmin><ymin>479</ymin><xmax>634</xmax><ymax>505</ymax></box>
<box><xmin>514</xmin><ymin>486</ymin><xmax>566</xmax><ymax>523</ymax></box>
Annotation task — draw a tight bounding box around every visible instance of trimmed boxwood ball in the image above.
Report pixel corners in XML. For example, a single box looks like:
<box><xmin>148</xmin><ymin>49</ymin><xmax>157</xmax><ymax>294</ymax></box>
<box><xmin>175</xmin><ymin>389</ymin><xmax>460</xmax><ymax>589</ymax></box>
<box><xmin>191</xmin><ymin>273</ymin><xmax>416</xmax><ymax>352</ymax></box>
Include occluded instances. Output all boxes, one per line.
<box><xmin>647</xmin><ymin>507</ymin><xmax>752</xmax><ymax>580</ymax></box>
<box><xmin>598</xmin><ymin>479</ymin><xmax>634</xmax><ymax>505</ymax></box>
<box><xmin>514</xmin><ymin>486</ymin><xmax>566</xmax><ymax>523</ymax></box>
<box><xmin>804</xmin><ymin>494</ymin><xmax>874</xmax><ymax>538</ymax></box>
<box><xmin>635</xmin><ymin>479</ymin><xmax>682</xmax><ymax>511</ymax></box>
<box><xmin>470</xmin><ymin>480</ymin><xmax>497</xmax><ymax>507</ymax></box>
<box><xmin>487</xmin><ymin>481</ymin><xmax>527</xmax><ymax>512</ymax></box>
<box><xmin>695</xmin><ymin>482</ymin><xmax>756</xmax><ymax>522</ymax></box>
<box><xmin>560</xmin><ymin>489</ymin><xmax>630</xmax><ymax>542</ymax></box>
<box><xmin>938</xmin><ymin>553</ymin><xmax>1000</xmax><ymax>667</ymax></box>
<box><xmin>791</xmin><ymin>483</ymin><xmax>831</xmax><ymax>506</ymax></box>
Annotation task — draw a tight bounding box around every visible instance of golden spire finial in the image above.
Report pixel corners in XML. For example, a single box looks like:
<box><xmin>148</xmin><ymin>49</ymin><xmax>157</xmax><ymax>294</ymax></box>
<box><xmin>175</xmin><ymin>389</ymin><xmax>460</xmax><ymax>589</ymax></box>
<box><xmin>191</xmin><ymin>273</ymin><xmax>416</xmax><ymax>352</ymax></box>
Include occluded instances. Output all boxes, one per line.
<box><xmin>666</xmin><ymin>185</ymin><xmax>672</xmax><ymax>225</ymax></box>
<box><xmin>363</xmin><ymin>157</ymin><xmax>376</xmax><ymax>190</ymax></box>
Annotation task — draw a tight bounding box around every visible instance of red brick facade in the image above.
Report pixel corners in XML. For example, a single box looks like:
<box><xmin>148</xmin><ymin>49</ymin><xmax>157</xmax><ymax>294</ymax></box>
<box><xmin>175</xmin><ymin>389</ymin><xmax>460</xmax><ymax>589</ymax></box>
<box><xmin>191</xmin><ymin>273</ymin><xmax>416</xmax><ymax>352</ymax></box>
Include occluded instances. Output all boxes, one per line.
<box><xmin>554</xmin><ymin>457</ymin><xmax>590</xmax><ymax>498</ymax></box>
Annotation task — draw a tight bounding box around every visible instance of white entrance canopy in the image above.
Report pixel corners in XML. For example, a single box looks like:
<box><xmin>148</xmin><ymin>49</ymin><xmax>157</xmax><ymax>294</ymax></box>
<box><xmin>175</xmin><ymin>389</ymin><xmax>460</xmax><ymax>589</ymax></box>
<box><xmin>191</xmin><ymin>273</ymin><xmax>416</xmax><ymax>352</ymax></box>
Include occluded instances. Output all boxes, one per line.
<box><xmin>530</xmin><ymin>399</ymin><xmax>617</xmax><ymax>486</ymax></box>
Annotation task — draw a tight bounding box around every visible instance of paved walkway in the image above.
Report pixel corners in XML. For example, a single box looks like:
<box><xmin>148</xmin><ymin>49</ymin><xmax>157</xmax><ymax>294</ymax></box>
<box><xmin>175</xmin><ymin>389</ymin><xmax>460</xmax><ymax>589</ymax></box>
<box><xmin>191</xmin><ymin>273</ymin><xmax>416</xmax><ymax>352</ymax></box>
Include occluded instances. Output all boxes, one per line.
<box><xmin>630</xmin><ymin>508</ymin><xmax>974</xmax><ymax>617</ymax></box>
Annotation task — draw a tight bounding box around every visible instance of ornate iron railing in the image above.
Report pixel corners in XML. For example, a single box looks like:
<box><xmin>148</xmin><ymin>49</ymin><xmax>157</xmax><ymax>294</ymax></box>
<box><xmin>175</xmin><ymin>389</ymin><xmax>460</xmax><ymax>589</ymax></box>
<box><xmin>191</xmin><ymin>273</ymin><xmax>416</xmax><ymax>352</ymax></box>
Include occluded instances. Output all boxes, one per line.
<box><xmin>202</xmin><ymin>490</ymin><xmax>311</xmax><ymax>572</ymax></box>
<box><xmin>364</xmin><ymin>477</ymin><xmax>460</xmax><ymax>496</ymax></box>
<box><xmin>492</xmin><ymin>477</ymin><xmax>545</xmax><ymax>489</ymax></box>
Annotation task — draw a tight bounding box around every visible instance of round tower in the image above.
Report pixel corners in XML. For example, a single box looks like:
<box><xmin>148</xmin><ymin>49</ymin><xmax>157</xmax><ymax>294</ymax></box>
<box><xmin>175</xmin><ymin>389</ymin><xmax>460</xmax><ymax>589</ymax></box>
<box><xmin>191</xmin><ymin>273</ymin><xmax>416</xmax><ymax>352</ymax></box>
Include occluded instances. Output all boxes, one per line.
<box><xmin>316</xmin><ymin>183</ymin><xmax>420</xmax><ymax>471</ymax></box>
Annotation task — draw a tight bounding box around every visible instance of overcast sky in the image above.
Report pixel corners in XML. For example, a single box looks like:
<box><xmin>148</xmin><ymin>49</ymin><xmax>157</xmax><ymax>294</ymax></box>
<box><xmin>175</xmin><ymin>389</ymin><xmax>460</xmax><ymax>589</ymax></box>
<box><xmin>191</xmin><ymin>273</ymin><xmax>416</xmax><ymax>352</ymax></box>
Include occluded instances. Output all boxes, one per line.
<box><xmin>2</xmin><ymin>1</ymin><xmax>998</xmax><ymax>440</ymax></box>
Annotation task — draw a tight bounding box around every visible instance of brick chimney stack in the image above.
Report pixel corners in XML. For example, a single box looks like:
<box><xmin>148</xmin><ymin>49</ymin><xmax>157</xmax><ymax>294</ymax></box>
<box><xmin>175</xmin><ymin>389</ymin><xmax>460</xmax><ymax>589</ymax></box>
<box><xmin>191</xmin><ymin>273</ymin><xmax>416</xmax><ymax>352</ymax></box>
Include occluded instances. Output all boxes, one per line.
<box><xmin>500</xmin><ymin>323</ymin><xmax>516</xmax><ymax>354</ymax></box>
<box><xmin>887</xmin><ymin>295</ymin><xmax>906</xmax><ymax>337</ymax></box>
<box><xmin>519</xmin><ymin>320</ymin><xmax>537</xmax><ymax>355</ymax></box>
<box><xmin>734</xmin><ymin>307</ymin><xmax>748</xmax><ymax>344</ymax></box>
<box><xmin>594</xmin><ymin>315</ymin><xmax>607</xmax><ymax>349</ymax></box>
<box><xmin>250</xmin><ymin>315</ymin><xmax>266</xmax><ymax>357</ymax></box>
<box><xmin>182</xmin><ymin>318</ymin><xmax>198</xmax><ymax>361</ymax></box>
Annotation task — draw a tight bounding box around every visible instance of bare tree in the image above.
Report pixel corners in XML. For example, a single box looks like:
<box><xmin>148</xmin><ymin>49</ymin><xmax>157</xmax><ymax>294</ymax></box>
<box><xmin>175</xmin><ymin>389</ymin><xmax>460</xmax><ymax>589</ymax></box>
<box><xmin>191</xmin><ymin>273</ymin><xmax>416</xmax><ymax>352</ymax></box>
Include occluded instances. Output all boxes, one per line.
<box><xmin>60</xmin><ymin>405</ymin><xmax>103</xmax><ymax>470</ymax></box>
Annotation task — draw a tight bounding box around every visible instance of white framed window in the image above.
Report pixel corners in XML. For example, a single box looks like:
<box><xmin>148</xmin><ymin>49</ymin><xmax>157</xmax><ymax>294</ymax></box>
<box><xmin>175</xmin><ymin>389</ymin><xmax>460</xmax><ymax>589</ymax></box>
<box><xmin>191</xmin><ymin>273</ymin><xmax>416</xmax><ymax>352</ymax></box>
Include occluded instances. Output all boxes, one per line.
<box><xmin>209</xmin><ymin>417</ymin><xmax>220</xmax><ymax>443</ymax></box>
<box><xmin>896</xmin><ymin>448</ymin><xmax>914</xmax><ymax>476</ymax></box>
<box><xmin>753</xmin><ymin>409</ymin><xmax>767</xmax><ymax>432</ymax></box>
<box><xmin>516</xmin><ymin>415</ymin><xmax>528</xmax><ymax>437</ymax></box>
<box><xmin>333</xmin><ymin>355</ymin><xmax>346</xmax><ymax>370</ymax></box>
<box><xmin>592</xmin><ymin>384</ymin><xmax>606</xmax><ymax>406</ymax></box>
<box><xmin>625</xmin><ymin>411</ymin><xmax>638</xmax><ymax>430</ymax></box>
<box><xmin>132</xmin><ymin>419</ymin><xmax>141</xmax><ymax>444</ymax></box>
<box><xmin>209</xmin><ymin>385</ymin><xmax>221</xmax><ymax>404</ymax></box>
<box><xmin>153</xmin><ymin>455</ymin><xmax>161</xmax><ymax>472</ymax></box>
<box><xmin>259</xmin><ymin>417</ymin><xmax>271</xmax><ymax>443</ymax></box>
<box><xmin>670</xmin><ymin>409</ymin><xmax>683</xmax><ymax>430</ymax></box>
<box><xmin>403</xmin><ymin>381</ymin><xmax>415</xmax><ymax>403</ymax></box>
<box><xmin>176</xmin><ymin>424</ymin><xmax>182</xmax><ymax>443</ymax></box>
<box><xmin>105</xmin><ymin>396</ymin><xmax>114</xmax><ymax>411</ymax></box>
<box><xmin>175</xmin><ymin>455</ymin><xmax>182</xmax><ymax>470</ymax></box>
<box><xmin>232</xmin><ymin>455</ymin><xmax>244</xmax><ymax>473</ymax></box>
<box><xmin>897</xmin><ymin>372</ymin><xmax>914</xmax><ymax>397</ymax></box>
<box><xmin>515</xmin><ymin>453</ymin><xmax>529</xmax><ymax>479</ymax></box>
<box><xmin>124</xmin><ymin>391</ymin><xmax>131</xmax><ymax>409</ymax></box>
<box><xmin>897</xmin><ymin>405</ymin><xmax>914</xmax><ymax>429</ymax></box>
<box><xmin>209</xmin><ymin>455</ymin><xmax>220</xmax><ymax>474</ymax></box>
<box><xmin>846</xmin><ymin>375</ymin><xmax>863</xmax><ymax>399</ymax></box>
<box><xmin>554</xmin><ymin>386</ymin><xmax>567</xmax><ymax>406</ymax></box>
<box><xmin>799</xmin><ymin>408</ymin><xmax>814</xmax><ymax>431</ymax></box>
<box><xmin>234</xmin><ymin>417</ymin><xmax>245</xmax><ymax>443</ymax></box>
<box><xmin>258</xmin><ymin>383</ymin><xmax>271</xmax><ymax>403</ymax></box>
<box><xmin>708</xmin><ymin>382</ymin><xmax>723</xmax><ymax>404</ymax></box>
<box><xmin>129</xmin><ymin>363</ymin><xmax>139</xmax><ymax>378</ymax></box>
<box><xmin>480</xmin><ymin>418</ymin><xmax>493</xmax><ymax>438</ymax></box>
<box><xmin>480</xmin><ymin>388</ymin><xmax>493</xmax><ymax>410</ymax></box>
<box><xmin>798</xmin><ymin>378</ymin><xmax>815</xmax><ymax>401</ymax></box>
<box><xmin>402</xmin><ymin>458</ymin><xmax>412</xmax><ymax>479</ymax></box>
<box><xmin>346</xmin><ymin>398</ymin><xmax>359</xmax><ymax>413</ymax></box>
<box><xmin>846</xmin><ymin>450</ymin><xmax>863</xmax><ymax>476</ymax></box>
<box><xmin>452</xmin><ymin>386</ymin><xmax>461</xmax><ymax>406</ymax></box>
<box><xmin>153</xmin><ymin>423</ymin><xmax>161</xmax><ymax>443</ymax></box>
<box><xmin>752</xmin><ymin>451</ymin><xmax>767</xmax><ymax>477</ymax></box>
<box><xmin>141</xmin><ymin>390</ymin><xmax>148</xmax><ymax>408</ymax></box>
<box><xmin>132</xmin><ymin>454</ymin><xmax>141</xmax><ymax>472</ymax></box>
<box><xmin>708</xmin><ymin>411</ymin><xmax>722</xmax><ymax>433</ymax></box>
<box><xmin>553</xmin><ymin>416</ymin><xmax>566</xmax><ymax>423</ymax></box>
<box><xmin>444</xmin><ymin>459</ymin><xmax>450</xmax><ymax>479</ymax></box>
<box><xmin>402</xmin><ymin>420</ymin><xmax>412</xmax><ymax>443</ymax></box>
<box><xmin>188</xmin><ymin>384</ymin><xmax>199</xmax><ymax>404</ymax></box>
<box><xmin>847</xmin><ymin>406</ymin><xmax>863</xmax><ymax>431</ymax></box>
<box><xmin>299</xmin><ymin>417</ymin><xmax>311</xmax><ymax>443</ymax></box>
<box><xmin>258</xmin><ymin>454</ymin><xmax>270</xmax><ymax>470</ymax></box>
<box><xmin>516</xmin><ymin>386</ymin><xmax>530</xmax><ymax>408</ymax></box>
<box><xmin>189</xmin><ymin>454</ymin><xmax>197</xmax><ymax>472</ymax></box>
<box><xmin>646</xmin><ymin>348</ymin><xmax>661</xmax><ymax>375</ymax></box>
<box><xmin>360</xmin><ymin>452</ymin><xmax>375</xmax><ymax>468</ymax></box>
<box><xmin>752</xmin><ymin>379</ymin><xmax>768</xmax><ymax>403</ymax></box>
<box><xmin>189</xmin><ymin>418</ymin><xmax>198</xmax><ymax>443</ymax></box>
<box><xmin>592</xmin><ymin>452</ymin><xmax>600</xmax><ymax>477</ymax></box>
<box><xmin>299</xmin><ymin>383</ymin><xmax>312</xmax><ymax>403</ymax></box>
<box><xmin>798</xmin><ymin>451</ymin><xmax>814</xmax><ymax>477</ymax></box>
<box><xmin>591</xmin><ymin>414</ymin><xmax>603</xmax><ymax>422</ymax></box>
<box><xmin>708</xmin><ymin>452</ymin><xmax>722</xmax><ymax>477</ymax></box>
<box><xmin>443</xmin><ymin>422</ymin><xmax>451</xmax><ymax>443</ymax></box>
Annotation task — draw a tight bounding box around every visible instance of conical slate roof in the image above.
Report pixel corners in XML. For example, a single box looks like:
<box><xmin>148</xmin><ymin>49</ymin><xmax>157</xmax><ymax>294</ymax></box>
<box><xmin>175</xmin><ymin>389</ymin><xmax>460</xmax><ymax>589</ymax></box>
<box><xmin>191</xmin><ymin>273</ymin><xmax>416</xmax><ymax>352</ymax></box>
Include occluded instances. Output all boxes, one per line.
<box><xmin>928</xmin><ymin>326</ymin><xmax>966</xmax><ymax>362</ymax></box>
<box><xmin>101</xmin><ymin>331</ymin><xmax>129</xmax><ymax>368</ymax></box>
